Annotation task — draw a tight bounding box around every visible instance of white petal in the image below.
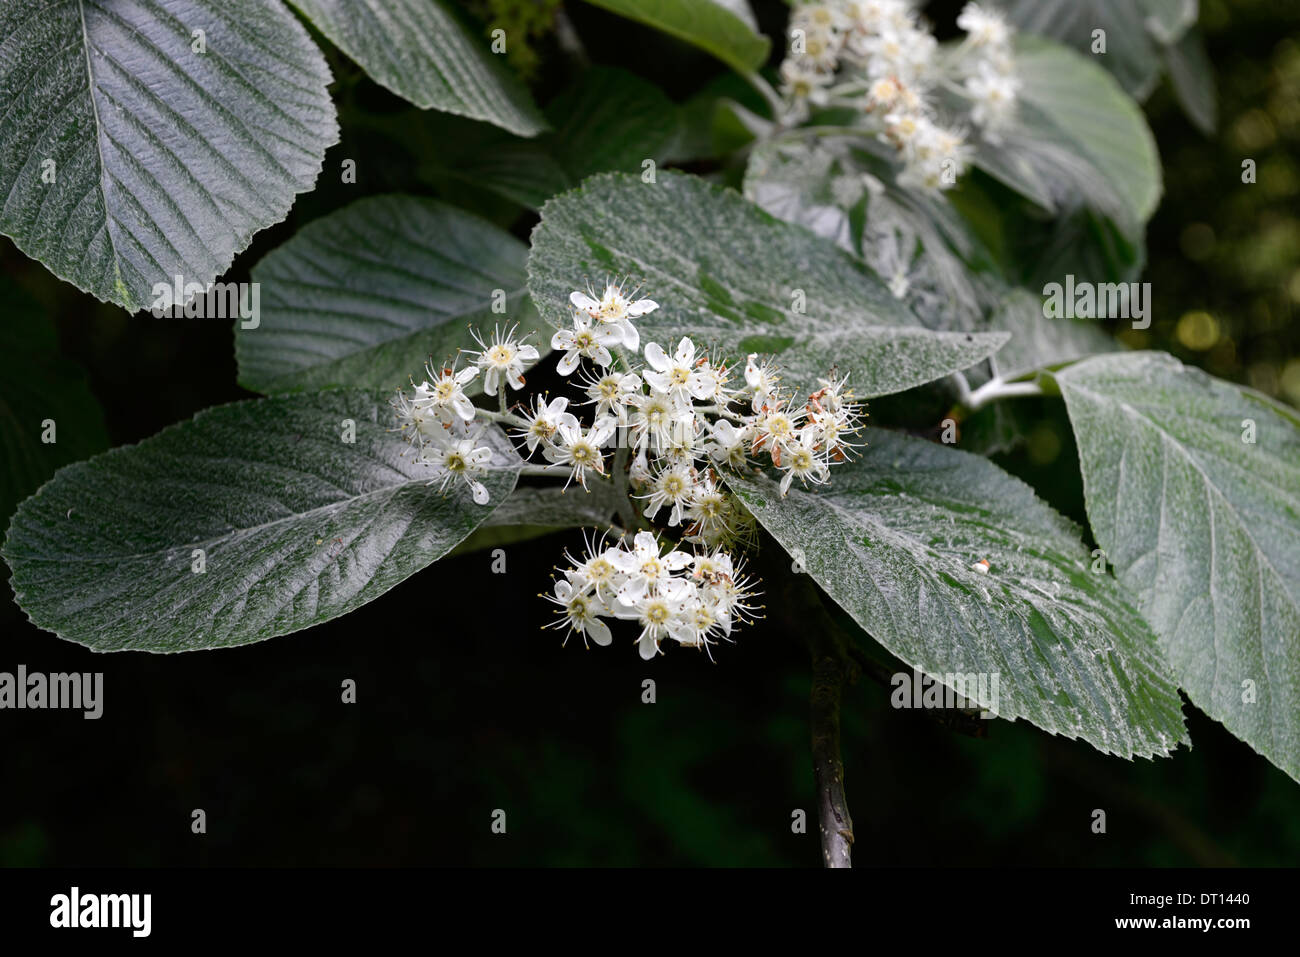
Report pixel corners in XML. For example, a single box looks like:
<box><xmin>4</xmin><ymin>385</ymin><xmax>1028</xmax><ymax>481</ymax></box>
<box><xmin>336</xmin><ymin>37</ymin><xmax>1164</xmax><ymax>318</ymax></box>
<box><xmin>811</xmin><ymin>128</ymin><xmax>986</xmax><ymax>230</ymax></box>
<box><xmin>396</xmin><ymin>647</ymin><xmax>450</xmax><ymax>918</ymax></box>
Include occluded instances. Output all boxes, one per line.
<box><xmin>469</xmin><ymin>480</ymin><xmax>490</xmax><ymax>505</ymax></box>
<box><xmin>644</xmin><ymin>341</ymin><xmax>670</xmax><ymax>371</ymax></box>
<box><xmin>453</xmin><ymin>395</ymin><xmax>476</xmax><ymax>422</ymax></box>
<box><xmin>556</xmin><ymin>350</ymin><xmax>581</xmax><ymax>376</ymax></box>
<box><xmin>644</xmin><ymin>371</ymin><xmax>672</xmax><ymax>394</ymax></box>
<box><xmin>570</xmin><ymin>291</ymin><xmax>598</xmax><ymax>311</ymax></box>
<box><xmin>586</xmin><ymin>617</ymin><xmax>612</xmax><ymax>646</ymax></box>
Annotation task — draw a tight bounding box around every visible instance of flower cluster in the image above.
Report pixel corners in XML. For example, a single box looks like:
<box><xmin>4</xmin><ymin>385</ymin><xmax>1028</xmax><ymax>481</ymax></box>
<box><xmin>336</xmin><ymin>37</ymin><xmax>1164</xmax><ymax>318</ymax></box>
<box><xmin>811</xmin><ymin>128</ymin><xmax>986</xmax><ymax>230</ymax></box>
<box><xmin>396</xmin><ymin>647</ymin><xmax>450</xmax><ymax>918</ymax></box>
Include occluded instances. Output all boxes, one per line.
<box><xmin>392</xmin><ymin>277</ymin><xmax>866</xmax><ymax>658</ymax></box>
<box><xmin>778</xmin><ymin>1</ymin><xmax>1021</xmax><ymax>191</ymax></box>
<box><xmin>546</xmin><ymin>532</ymin><xmax>761</xmax><ymax>660</ymax></box>
<box><xmin>391</xmin><ymin>322</ymin><xmax>539</xmax><ymax>505</ymax></box>
<box><xmin>533</xmin><ymin>281</ymin><xmax>865</xmax><ymax>523</ymax></box>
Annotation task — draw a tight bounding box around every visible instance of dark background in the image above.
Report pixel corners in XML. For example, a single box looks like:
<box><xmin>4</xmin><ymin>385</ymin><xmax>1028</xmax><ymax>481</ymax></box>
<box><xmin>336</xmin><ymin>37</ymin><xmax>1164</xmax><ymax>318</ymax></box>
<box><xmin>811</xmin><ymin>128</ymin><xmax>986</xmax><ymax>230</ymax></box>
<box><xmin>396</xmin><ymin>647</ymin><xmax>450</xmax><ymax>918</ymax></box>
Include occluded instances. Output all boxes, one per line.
<box><xmin>1</xmin><ymin>0</ymin><xmax>1298</xmax><ymax>866</ymax></box>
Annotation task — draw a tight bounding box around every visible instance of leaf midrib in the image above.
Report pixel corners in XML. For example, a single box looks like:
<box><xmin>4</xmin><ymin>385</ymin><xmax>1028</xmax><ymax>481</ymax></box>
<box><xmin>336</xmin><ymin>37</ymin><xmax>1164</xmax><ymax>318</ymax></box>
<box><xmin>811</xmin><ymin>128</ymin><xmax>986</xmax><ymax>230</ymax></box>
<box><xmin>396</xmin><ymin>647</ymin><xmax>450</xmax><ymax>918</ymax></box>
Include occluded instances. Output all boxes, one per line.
<box><xmin>76</xmin><ymin>0</ymin><xmax>127</xmax><ymax>306</ymax></box>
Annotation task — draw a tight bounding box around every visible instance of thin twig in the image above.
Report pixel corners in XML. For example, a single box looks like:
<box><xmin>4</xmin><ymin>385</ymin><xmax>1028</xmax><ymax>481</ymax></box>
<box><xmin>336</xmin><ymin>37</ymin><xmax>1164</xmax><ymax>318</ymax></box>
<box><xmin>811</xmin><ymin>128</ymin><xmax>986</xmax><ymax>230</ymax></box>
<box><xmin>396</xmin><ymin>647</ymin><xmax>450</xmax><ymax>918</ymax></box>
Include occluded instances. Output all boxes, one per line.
<box><xmin>809</xmin><ymin>631</ymin><xmax>855</xmax><ymax>868</ymax></box>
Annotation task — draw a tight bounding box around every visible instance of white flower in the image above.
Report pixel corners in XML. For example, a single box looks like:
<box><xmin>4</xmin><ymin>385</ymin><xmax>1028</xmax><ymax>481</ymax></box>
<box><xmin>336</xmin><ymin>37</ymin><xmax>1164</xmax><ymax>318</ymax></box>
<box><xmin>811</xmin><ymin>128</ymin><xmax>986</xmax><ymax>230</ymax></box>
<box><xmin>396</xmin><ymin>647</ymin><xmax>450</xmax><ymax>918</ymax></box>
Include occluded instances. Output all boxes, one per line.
<box><xmin>515</xmin><ymin>394</ymin><xmax>578</xmax><ymax>455</ymax></box>
<box><xmin>743</xmin><ymin>353</ymin><xmax>781</xmax><ymax>412</ymax></box>
<box><xmin>545</xmin><ymin>577</ymin><xmax>612</xmax><ymax>647</ymax></box>
<box><xmin>420</xmin><ymin>436</ymin><xmax>494</xmax><ymax>504</ymax></box>
<box><xmin>957</xmin><ymin>2</ymin><xmax>1010</xmax><ymax>49</ymax></box>
<box><xmin>638</xmin><ymin>463</ymin><xmax>697</xmax><ymax>527</ymax></box>
<box><xmin>674</xmin><ymin>587</ymin><xmax>729</xmax><ymax>651</ymax></box>
<box><xmin>629</xmin><ymin>448</ymin><xmax>653</xmax><ymax>485</ymax></box>
<box><xmin>413</xmin><ymin>361</ymin><xmax>479</xmax><ymax>425</ymax></box>
<box><xmin>778</xmin><ymin>58</ymin><xmax>834</xmax><ymax>108</ymax></box>
<box><xmin>551</xmin><ymin>312</ymin><xmax>621</xmax><ymax>375</ymax></box>
<box><xmin>643</xmin><ymin>337</ymin><xmax>713</xmax><ymax>403</ymax></box>
<box><xmin>609</xmin><ymin>531</ymin><xmax>693</xmax><ymax>606</ymax></box>
<box><xmin>542</xmin><ymin>417</ymin><xmax>615</xmax><ymax>488</ymax></box>
<box><xmin>563</xmin><ymin>534</ymin><xmax>626</xmax><ymax>602</ymax></box>
<box><xmin>706</xmin><ymin>419</ymin><xmax>751</xmax><ymax>469</ymax></box>
<box><xmin>845</xmin><ymin>0</ymin><xmax>912</xmax><ymax>34</ymax></box>
<box><xmin>777</xmin><ymin>429</ymin><xmax>831</xmax><ymax>496</ymax></box>
<box><xmin>613</xmin><ymin>581</ymin><xmax>693</xmax><ymax>660</ymax></box>
<box><xmin>964</xmin><ymin>60</ymin><xmax>1020</xmax><ymax>131</ymax></box>
<box><xmin>752</xmin><ymin>401</ymin><xmax>804</xmax><ymax>463</ymax></box>
<box><xmin>469</xmin><ymin>324</ymin><xmax>539</xmax><ymax>396</ymax></box>
<box><xmin>627</xmin><ymin>389</ymin><xmax>692</xmax><ymax>453</ymax></box>
<box><xmin>692</xmin><ymin>353</ymin><xmax>737</xmax><ymax>404</ymax></box>
<box><xmin>702</xmin><ymin>554</ymin><xmax>761</xmax><ymax>632</ymax></box>
<box><xmin>570</xmin><ymin>281</ymin><xmax>657</xmax><ymax>351</ymax></box>
<box><xmin>580</xmin><ymin>367</ymin><xmax>642</xmax><ymax>424</ymax></box>
<box><xmin>684</xmin><ymin>473</ymin><xmax>732</xmax><ymax>540</ymax></box>
<box><xmin>859</xmin><ymin>23</ymin><xmax>936</xmax><ymax>85</ymax></box>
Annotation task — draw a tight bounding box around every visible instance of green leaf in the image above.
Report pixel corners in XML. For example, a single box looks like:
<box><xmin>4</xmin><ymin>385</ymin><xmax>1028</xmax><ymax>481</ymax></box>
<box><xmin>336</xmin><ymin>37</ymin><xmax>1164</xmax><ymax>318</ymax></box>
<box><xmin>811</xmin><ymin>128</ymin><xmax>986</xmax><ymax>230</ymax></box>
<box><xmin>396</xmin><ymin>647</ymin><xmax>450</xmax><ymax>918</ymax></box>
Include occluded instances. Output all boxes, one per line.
<box><xmin>2</xmin><ymin>390</ymin><xmax>520</xmax><ymax>652</ymax></box>
<box><xmin>973</xmin><ymin>36</ymin><xmax>1162</xmax><ymax>227</ymax></box>
<box><xmin>1052</xmin><ymin>352</ymin><xmax>1300</xmax><ymax>781</ymax></box>
<box><xmin>1007</xmin><ymin>0</ymin><xmax>1160</xmax><ymax>97</ymax></box>
<box><xmin>396</xmin><ymin>69</ymin><xmax>680</xmax><ymax>211</ymax></box>
<box><xmin>544</xmin><ymin>67</ymin><xmax>682</xmax><ymax>185</ymax></box>
<box><xmin>0</xmin><ymin>0</ymin><xmax>338</xmax><ymax>312</ymax></box>
<box><xmin>987</xmin><ymin>288</ymin><xmax>1117</xmax><ymax>380</ymax></box>
<box><xmin>287</xmin><ymin>0</ymin><xmax>546</xmax><ymax>135</ymax></box>
<box><xmin>1163</xmin><ymin>29</ymin><xmax>1217</xmax><ymax>135</ymax></box>
<box><xmin>744</xmin><ymin>132</ymin><xmax>1002</xmax><ymax>331</ymax></box>
<box><xmin>237</xmin><ymin>195</ymin><xmax>545</xmax><ymax>394</ymax></box>
<box><xmin>527</xmin><ymin>172</ymin><xmax>1008</xmax><ymax>397</ymax></box>
<box><xmin>1141</xmin><ymin>0</ymin><xmax>1199</xmax><ymax>44</ymax></box>
<box><xmin>451</xmin><ymin>484</ymin><xmax>623</xmax><ymax>555</ymax></box>
<box><xmin>0</xmin><ymin>283</ymin><xmax>109</xmax><ymax>526</ymax></box>
<box><xmin>579</xmin><ymin>0</ymin><xmax>770</xmax><ymax>75</ymax></box>
<box><xmin>725</xmin><ymin>428</ymin><xmax>1189</xmax><ymax>759</ymax></box>
<box><xmin>1007</xmin><ymin>0</ymin><xmax>1212</xmax><ymax>134</ymax></box>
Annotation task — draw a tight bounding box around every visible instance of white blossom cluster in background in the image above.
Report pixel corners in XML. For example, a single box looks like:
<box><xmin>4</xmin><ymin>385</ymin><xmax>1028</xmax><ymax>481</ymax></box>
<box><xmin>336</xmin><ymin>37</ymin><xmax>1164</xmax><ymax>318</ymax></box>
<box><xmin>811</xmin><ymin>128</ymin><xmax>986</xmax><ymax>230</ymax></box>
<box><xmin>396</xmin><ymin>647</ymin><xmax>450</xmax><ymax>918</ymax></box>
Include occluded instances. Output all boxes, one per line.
<box><xmin>778</xmin><ymin>1</ymin><xmax>1021</xmax><ymax>191</ymax></box>
<box><xmin>392</xmin><ymin>279</ymin><xmax>866</xmax><ymax>658</ymax></box>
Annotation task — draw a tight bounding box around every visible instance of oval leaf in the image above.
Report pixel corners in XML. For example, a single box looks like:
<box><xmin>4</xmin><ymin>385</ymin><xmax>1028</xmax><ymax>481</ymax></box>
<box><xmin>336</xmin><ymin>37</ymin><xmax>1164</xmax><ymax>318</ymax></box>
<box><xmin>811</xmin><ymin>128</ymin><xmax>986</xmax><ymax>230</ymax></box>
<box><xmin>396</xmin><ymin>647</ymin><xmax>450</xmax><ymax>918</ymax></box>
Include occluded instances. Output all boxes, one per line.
<box><xmin>1053</xmin><ymin>351</ymin><xmax>1300</xmax><ymax>781</ymax></box>
<box><xmin>725</xmin><ymin>427</ymin><xmax>1189</xmax><ymax>759</ymax></box>
<box><xmin>287</xmin><ymin>0</ymin><xmax>546</xmax><ymax>136</ymax></box>
<box><xmin>527</xmin><ymin>172</ymin><xmax>1008</xmax><ymax>397</ymax></box>
<box><xmin>2</xmin><ymin>391</ymin><xmax>520</xmax><ymax>651</ymax></box>
<box><xmin>579</xmin><ymin>0</ymin><xmax>770</xmax><ymax>76</ymax></box>
<box><xmin>973</xmin><ymin>36</ymin><xmax>1161</xmax><ymax>227</ymax></box>
<box><xmin>0</xmin><ymin>0</ymin><xmax>338</xmax><ymax>311</ymax></box>
<box><xmin>237</xmin><ymin>194</ymin><xmax>544</xmax><ymax>394</ymax></box>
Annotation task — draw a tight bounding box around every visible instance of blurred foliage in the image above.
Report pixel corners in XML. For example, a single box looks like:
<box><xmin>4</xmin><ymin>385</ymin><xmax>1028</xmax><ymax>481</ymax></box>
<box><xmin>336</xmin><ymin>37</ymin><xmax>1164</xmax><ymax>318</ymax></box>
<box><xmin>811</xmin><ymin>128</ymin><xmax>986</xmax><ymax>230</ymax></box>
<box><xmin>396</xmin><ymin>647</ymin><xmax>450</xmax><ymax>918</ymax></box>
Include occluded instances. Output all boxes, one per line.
<box><xmin>466</xmin><ymin>0</ymin><xmax>564</xmax><ymax>81</ymax></box>
<box><xmin>1</xmin><ymin>0</ymin><xmax>1298</xmax><ymax>867</ymax></box>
